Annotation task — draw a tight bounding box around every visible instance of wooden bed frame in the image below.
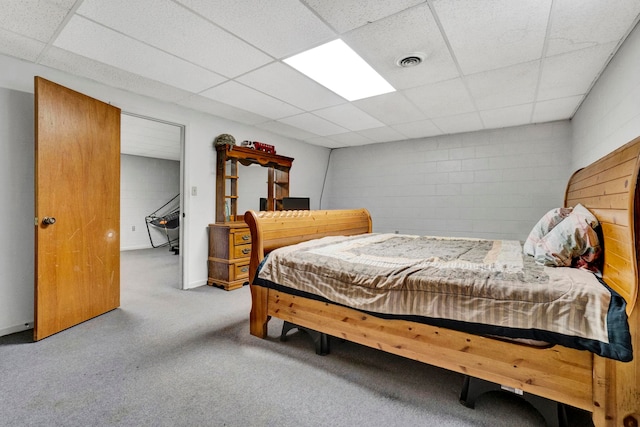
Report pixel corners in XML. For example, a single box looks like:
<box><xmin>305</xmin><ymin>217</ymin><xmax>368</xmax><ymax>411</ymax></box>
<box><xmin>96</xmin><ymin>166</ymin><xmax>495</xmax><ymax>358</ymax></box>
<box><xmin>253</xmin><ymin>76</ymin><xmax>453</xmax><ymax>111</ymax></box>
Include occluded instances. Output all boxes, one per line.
<box><xmin>244</xmin><ymin>136</ymin><xmax>640</xmax><ymax>427</ymax></box>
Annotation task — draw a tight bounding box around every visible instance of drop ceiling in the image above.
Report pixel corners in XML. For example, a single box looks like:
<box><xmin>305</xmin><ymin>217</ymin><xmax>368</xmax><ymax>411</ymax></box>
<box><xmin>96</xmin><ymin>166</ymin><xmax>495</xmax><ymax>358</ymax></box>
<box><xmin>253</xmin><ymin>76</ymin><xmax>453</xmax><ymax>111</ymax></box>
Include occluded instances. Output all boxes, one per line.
<box><xmin>2</xmin><ymin>0</ymin><xmax>640</xmax><ymax>151</ymax></box>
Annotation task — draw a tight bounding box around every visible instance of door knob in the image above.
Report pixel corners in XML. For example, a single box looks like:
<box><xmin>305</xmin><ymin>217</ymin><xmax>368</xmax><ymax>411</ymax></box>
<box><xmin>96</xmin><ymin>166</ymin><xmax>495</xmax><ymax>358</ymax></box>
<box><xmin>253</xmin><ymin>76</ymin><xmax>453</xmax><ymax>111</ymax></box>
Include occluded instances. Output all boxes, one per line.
<box><xmin>42</xmin><ymin>217</ymin><xmax>56</xmax><ymax>225</ymax></box>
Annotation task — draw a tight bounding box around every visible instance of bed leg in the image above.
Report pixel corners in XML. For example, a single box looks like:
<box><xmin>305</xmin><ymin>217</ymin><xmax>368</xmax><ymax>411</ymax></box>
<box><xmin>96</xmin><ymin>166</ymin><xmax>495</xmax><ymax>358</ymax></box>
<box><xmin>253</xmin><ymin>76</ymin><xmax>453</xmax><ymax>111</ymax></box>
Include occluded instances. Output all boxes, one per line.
<box><xmin>591</xmin><ymin>302</ymin><xmax>640</xmax><ymax>427</ymax></box>
<box><xmin>249</xmin><ymin>285</ymin><xmax>269</xmax><ymax>338</ymax></box>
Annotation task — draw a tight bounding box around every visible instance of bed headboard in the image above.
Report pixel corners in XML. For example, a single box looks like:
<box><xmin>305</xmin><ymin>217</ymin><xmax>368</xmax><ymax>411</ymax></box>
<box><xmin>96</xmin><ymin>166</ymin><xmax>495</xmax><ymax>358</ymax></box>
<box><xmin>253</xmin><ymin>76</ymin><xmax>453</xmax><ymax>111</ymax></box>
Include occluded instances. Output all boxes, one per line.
<box><xmin>565</xmin><ymin>136</ymin><xmax>640</xmax><ymax>313</ymax></box>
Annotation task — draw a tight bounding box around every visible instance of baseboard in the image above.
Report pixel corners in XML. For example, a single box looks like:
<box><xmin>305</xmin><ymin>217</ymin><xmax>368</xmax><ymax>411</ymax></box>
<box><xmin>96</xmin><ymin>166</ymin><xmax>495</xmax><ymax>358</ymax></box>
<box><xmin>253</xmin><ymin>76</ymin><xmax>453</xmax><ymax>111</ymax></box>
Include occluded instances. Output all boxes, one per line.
<box><xmin>120</xmin><ymin>244</ymin><xmax>153</xmax><ymax>251</ymax></box>
<box><xmin>0</xmin><ymin>321</ymin><xmax>33</xmax><ymax>338</ymax></box>
<box><xmin>186</xmin><ymin>279</ymin><xmax>208</xmax><ymax>290</ymax></box>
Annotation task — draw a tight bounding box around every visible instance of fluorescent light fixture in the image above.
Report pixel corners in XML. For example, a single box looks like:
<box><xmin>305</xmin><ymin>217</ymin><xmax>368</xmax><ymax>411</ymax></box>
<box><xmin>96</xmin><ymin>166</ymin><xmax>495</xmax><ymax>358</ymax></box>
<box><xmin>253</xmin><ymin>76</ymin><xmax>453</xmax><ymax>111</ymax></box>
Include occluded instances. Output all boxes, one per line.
<box><xmin>284</xmin><ymin>39</ymin><xmax>395</xmax><ymax>101</ymax></box>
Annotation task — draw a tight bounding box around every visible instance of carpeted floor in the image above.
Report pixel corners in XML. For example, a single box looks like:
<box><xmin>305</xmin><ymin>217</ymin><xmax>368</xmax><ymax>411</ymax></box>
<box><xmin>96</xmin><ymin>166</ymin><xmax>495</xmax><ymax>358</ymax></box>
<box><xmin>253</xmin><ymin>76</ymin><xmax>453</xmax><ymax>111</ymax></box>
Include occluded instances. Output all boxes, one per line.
<box><xmin>0</xmin><ymin>247</ymin><xmax>593</xmax><ymax>426</ymax></box>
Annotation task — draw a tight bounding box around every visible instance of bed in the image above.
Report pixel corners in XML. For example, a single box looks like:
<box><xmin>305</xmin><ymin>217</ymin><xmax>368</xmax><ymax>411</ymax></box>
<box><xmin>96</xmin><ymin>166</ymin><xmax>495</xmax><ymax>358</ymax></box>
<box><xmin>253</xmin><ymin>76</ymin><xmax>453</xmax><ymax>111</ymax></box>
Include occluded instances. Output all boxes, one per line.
<box><xmin>244</xmin><ymin>136</ymin><xmax>640</xmax><ymax>427</ymax></box>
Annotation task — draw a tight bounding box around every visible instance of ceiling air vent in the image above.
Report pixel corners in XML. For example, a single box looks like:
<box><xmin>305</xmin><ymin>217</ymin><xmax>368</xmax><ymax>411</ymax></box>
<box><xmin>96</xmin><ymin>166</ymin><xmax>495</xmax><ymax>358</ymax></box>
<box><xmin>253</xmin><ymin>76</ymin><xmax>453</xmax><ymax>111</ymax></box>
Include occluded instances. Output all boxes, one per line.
<box><xmin>396</xmin><ymin>53</ymin><xmax>425</xmax><ymax>68</ymax></box>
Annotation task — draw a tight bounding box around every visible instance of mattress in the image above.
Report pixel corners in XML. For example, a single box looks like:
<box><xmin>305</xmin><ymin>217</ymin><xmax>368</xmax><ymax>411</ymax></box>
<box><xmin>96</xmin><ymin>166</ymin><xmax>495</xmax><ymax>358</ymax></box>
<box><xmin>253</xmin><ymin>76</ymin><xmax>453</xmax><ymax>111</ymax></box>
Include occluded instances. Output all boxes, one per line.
<box><xmin>254</xmin><ymin>233</ymin><xmax>632</xmax><ymax>361</ymax></box>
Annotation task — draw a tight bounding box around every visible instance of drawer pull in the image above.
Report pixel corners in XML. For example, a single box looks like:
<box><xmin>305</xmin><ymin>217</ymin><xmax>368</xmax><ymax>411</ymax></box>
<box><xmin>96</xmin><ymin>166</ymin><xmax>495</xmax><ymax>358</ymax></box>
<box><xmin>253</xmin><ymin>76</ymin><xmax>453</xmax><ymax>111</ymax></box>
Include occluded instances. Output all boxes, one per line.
<box><xmin>242</xmin><ymin>248</ymin><xmax>250</xmax><ymax>254</ymax></box>
<box><xmin>241</xmin><ymin>234</ymin><xmax>250</xmax><ymax>241</ymax></box>
<box><xmin>240</xmin><ymin>267</ymin><xmax>249</xmax><ymax>273</ymax></box>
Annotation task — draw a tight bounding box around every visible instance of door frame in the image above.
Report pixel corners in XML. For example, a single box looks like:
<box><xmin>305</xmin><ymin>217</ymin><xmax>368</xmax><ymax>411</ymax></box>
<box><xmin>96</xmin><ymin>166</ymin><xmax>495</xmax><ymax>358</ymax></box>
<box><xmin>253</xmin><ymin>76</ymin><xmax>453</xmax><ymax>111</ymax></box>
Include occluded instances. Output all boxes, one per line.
<box><xmin>121</xmin><ymin>111</ymin><xmax>186</xmax><ymax>289</ymax></box>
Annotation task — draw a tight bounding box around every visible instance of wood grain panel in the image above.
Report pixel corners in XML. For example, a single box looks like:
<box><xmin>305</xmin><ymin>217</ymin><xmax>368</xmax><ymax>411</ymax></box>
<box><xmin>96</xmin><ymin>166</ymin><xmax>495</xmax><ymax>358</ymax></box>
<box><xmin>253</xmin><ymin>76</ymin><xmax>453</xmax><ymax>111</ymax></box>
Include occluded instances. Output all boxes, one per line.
<box><xmin>268</xmin><ymin>291</ymin><xmax>593</xmax><ymax>410</ymax></box>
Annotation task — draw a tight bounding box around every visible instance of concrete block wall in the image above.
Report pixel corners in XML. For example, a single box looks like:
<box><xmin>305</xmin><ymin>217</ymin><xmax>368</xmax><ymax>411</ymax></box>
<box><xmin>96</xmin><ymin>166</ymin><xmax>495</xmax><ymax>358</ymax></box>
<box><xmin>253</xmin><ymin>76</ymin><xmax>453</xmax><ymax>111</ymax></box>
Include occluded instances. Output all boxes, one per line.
<box><xmin>323</xmin><ymin>121</ymin><xmax>572</xmax><ymax>241</ymax></box>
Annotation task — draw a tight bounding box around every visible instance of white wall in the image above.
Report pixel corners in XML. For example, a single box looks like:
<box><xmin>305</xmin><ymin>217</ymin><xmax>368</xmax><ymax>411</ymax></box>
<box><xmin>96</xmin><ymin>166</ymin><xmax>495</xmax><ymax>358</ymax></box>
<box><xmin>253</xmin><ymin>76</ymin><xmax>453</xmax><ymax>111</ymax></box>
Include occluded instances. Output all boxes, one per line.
<box><xmin>121</xmin><ymin>154</ymin><xmax>180</xmax><ymax>251</ymax></box>
<box><xmin>324</xmin><ymin>121</ymin><xmax>573</xmax><ymax>241</ymax></box>
<box><xmin>0</xmin><ymin>87</ymin><xmax>34</xmax><ymax>336</ymax></box>
<box><xmin>572</xmin><ymin>22</ymin><xmax>640</xmax><ymax>167</ymax></box>
<box><xmin>0</xmin><ymin>53</ymin><xmax>330</xmax><ymax>336</ymax></box>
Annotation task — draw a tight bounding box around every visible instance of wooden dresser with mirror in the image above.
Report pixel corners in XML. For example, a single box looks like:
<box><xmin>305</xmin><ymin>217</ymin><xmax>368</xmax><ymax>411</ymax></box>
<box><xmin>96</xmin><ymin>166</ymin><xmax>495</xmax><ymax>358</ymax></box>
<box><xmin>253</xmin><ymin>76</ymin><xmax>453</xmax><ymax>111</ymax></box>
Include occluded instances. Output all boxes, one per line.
<box><xmin>207</xmin><ymin>144</ymin><xmax>293</xmax><ymax>290</ymax></box>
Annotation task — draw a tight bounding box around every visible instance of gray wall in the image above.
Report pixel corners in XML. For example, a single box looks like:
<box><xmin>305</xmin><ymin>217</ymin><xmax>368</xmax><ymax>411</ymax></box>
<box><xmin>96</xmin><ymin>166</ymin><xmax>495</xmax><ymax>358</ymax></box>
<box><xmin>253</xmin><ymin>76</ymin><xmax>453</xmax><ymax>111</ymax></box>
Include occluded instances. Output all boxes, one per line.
<box><xmin>0</xmin><ymin>87</ymin><xmax>34</xmax><ymax>335</ymax></box>
<box><xmin>571</xmin><ymin>21</ymin><xmax>640</xmax><ymax>167</ymax></box>
<box><xmin>324</xmin><ymin>121</ymin><xmax>572</xmax><ymax>241</ymax></box>
<box><xmin>121</xmin><ymin>154</ymin><xmax>180</xmax><ymax>251</ymax></box>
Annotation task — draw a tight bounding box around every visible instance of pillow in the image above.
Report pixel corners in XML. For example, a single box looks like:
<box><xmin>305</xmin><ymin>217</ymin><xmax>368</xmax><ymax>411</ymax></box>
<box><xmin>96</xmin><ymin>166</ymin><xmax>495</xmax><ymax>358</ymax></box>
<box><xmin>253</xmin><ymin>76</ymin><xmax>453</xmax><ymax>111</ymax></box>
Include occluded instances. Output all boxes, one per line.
<box><xmin>533</xmin><ymin>204</ymin><xmax>601</xmax><ymax>267</ymax></box>
<box><xmin>523</xmin><ymin>207</ymin><xmax>573</xmax><ymax>256</ymax></box>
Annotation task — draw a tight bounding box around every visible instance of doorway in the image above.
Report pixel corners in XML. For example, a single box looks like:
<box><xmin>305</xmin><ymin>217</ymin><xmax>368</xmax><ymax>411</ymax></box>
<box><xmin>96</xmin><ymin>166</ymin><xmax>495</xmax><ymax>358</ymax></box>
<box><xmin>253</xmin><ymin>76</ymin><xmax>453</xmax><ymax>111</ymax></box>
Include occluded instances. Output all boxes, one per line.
<box><xmin>120</xmin><ymin>112</ymin><xmax>185</xmax><ymax>289</ymax></box>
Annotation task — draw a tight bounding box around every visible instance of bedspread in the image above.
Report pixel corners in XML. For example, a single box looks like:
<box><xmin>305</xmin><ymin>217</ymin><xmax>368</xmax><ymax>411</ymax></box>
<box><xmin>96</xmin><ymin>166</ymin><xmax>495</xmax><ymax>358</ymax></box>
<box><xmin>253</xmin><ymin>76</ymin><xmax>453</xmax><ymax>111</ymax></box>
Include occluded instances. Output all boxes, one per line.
<box><xmin>255</xmin><ymin>233</ymin><xmax>632</xmax><ymax>361</ymax></box>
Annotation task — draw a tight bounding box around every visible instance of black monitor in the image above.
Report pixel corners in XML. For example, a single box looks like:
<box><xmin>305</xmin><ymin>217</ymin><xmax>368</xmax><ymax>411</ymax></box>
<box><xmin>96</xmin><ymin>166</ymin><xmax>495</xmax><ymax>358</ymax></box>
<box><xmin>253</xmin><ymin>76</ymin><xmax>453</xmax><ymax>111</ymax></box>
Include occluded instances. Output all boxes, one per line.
<box><xmin>282</xmin><ymin>197</ymin><xmax>310</xmax><ymax>210</ymax></box>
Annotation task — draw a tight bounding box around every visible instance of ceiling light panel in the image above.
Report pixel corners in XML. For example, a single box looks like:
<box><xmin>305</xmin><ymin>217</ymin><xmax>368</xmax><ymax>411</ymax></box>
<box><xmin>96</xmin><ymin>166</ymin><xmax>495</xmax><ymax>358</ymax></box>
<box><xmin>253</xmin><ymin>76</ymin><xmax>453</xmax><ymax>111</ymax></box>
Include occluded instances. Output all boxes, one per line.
<box><xmin>77</xmin><ymin>0</ymin><xmax>271</xmax><ymax>78</ymax></box>
<box><xmin>54</xmin><ymin>16</ymin><xmax>226</xmax><ymax>92</ymax></box>
<box><xmin>284</xmin><ymin>39</ymin><xmax>395</xmax><ymax>101</ymax></box>
<box><xmin>432</xmin><ymin>0</ymin><xmax>551</xmax><ymax>74</ymax></box>
<box><xmin>176</xmin><ymin>0</ymin><xmax>336</xmax><ymax>59</ymax></box>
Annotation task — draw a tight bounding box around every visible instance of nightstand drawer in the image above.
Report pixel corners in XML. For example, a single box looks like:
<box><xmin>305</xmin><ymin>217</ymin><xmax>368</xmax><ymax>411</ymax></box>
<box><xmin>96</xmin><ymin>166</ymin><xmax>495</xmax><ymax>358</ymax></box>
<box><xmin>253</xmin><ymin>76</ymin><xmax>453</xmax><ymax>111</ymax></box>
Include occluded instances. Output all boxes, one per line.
<box><xmin>233</xmin><ymin>244</ymin><xmax>251</xmax><ymax>259</ymax></box>
<box><xmin>233</xmin><ymin>230</ymin><xmax>251</xmax><ymax>245</ymax></box>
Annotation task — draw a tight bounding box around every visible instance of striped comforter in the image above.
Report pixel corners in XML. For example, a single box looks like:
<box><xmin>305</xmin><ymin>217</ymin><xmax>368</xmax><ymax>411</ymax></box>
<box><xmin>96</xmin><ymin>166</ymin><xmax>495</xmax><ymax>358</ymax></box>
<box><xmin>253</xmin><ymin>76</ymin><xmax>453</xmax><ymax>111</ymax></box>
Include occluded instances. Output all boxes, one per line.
<box><xmin>255</xmin><ymin>233</ymin><xmax>632</xmax><ymax>361</ymax></box>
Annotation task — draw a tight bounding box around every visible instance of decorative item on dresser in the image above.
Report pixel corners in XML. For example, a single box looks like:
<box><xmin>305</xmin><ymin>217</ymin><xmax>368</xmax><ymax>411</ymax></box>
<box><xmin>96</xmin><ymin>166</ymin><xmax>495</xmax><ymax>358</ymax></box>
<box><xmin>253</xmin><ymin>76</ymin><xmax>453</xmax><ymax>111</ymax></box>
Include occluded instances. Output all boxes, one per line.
<box><xmin>207</xmin><ymin>143</ymin><xmax>293</xmax><ymax>290</ymax></box>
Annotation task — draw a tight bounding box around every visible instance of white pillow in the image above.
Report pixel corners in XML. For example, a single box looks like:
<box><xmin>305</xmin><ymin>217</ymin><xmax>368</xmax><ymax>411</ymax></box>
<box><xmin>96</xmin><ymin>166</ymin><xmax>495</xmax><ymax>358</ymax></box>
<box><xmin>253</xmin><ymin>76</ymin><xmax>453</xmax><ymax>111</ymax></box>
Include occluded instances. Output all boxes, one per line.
<box><xmin>523</xmin><ymin>207</ymin><xmax>573</xmax><ymax>256</ymax></box>
<box><xmin>533</xmin><ymin>204</ymin><xmax>600</xmax><ymax>267</ymax></box>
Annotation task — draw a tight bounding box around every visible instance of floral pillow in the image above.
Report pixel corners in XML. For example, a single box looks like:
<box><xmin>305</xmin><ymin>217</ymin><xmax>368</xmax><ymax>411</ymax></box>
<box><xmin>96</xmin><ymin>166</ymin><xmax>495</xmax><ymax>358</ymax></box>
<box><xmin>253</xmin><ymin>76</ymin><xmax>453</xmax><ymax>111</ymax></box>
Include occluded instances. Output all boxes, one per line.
<box><xmin>523</xmin><ymin>207</ymin><xmax>573</xmax><ymax>256</ymax></box>
<box><xmin>533</xmin><ymin>204</ymin><xmax>601</xmax><ymax>267</ymax></box>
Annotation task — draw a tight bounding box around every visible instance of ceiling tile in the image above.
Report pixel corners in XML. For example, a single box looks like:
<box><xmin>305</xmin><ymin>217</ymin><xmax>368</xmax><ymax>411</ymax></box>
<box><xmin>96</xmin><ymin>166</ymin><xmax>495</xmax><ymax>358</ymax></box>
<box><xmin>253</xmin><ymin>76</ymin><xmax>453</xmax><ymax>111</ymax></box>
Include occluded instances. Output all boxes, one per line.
<box><xmin>255</xmin><ymin>120</ymin><xmax>317</xmax><ymax>141</ymax></box>
<box><xmin>532</xmin><ymin>96</ymin><xmax>582</xmax><ymax>123</ymax></box>
<box><xmin>305</xmin><ymin>0</ymin><xmax>424</xmax><ymax>33</ymax></box>
<box><xmin>353</xmin><ymin>92</ymin><xmax>426</xmax><ymax>125</ymax></box>
<box><xmin>344</xmin><ymin>3</ymin><xmax>459</xmax><ymax>91</ymax></box>
<box><xmin>177</xmin><ymin>94</ymin><xmax>270</xmax><ymax>125</ymax></box>
<box><xmin>39</xmin><ymin>46</ymin><xmax>195</xmax><ymax>102</ymax></box>
<box><xmin>546</xmin><ymin>0</ymin><xmax>640</xmax><ymax>56</ymax></box>
<box><xmin>357</xmin><ymin>126</ymin><xmax>406</xmax><ymax>144</ymax></box>
<box><xmin>236</xmin><ymin>62</ymin><xmax>345</xmax><ymax>111</ymax></box>
<box><xmin>0</xmin><ymin>28</ymin><xmax>46</xmax><ymax>62</ymax></box>
<box><xmin>54</xmin><ymin>16</ymin><xmax>226</xmax><ymax>92</ymax></box>
<box><xmin>466</xmin><ymin>61</ymin><xmax>540</xmax><ymax>110</ymax></box>
<box><xmin>304</xmin><ymin>136</ymin><xmax>344</xmax><ymax>149</ymax></box>
<box><xmin>176</xmin><ymin>0</ymin><xmax>336</xmax><ymax>58</ymax></box>
<box><xmin>326</xmin><ymin>132</ymin><xmax>374</xmax><ymax>147</ymax></box>
<box><xmin>278</xmin><ymin>113</ymin><xmax>349</xmax><ymax>136</ymax></box>
<box><xmin>538</xmin><ymin>42</ymin><xmax>618</xmax><ymax>101</ymax></box>
<box><xmin>77</xmin><ymin>0</ymin><xmax>271</xmax><ymax>78</ymax></box>
<box><xmin>313</xmin><ymin>103</ymin><xmax>385</xmax><ymax>131</ymax></box>
<box><xmin>0</xmin><ymin>0</ymin><xmax>70</xmax><ymax>42</ymax></box>
<box><xmin>403</xmin><ymin>78</ymin><xmax>475</xmax><ymax>118</ymax></box>
<box><xmin>479</xmin><ymin>104</ymin><xmax>533</xmax><ymax>129</ymax></box>
<box><xmin>200</xmin><ymin>81</ymin><xmax>303</xmax><ymax>120</ymax></box>
<box><xmin>391</xmin><ymin>119</ymin><xmax>442</xmax><ymax>139</ymax></box>
<box><xmin>431</xmin><ymin>112</ymin><xmax>484</xmax><ymax>134</ymax></box>
<box><xmin>432</xmin><ymin>0</ymin><xmax>552</xmax><ymax>74</ymax></box>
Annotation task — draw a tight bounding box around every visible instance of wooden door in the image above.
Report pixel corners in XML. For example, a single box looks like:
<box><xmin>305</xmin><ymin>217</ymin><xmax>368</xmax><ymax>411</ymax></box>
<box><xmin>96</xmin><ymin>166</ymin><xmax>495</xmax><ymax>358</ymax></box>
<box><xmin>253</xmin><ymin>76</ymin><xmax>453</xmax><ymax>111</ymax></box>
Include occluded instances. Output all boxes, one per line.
<box><xmin>34</xmin><ymin>77</ymin><xmax>121</xmax><ymax>341</ymax></box>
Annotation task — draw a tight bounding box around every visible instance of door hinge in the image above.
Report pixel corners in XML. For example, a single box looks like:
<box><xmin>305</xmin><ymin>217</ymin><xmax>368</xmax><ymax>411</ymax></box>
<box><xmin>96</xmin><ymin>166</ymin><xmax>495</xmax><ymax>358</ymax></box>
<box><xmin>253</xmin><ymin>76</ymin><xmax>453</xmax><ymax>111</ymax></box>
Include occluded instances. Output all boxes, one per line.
<box><xmin>34</xmin><ymin>217</ymin><xmax>38</xmax><ymax>226</ymax></box>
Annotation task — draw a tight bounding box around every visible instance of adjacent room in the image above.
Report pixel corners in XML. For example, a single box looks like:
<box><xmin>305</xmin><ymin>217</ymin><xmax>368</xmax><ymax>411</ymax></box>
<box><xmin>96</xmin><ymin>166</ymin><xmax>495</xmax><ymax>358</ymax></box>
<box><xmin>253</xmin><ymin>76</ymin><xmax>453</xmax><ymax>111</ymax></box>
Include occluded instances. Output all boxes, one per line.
<box><xmin>1</xmin><ymin>1</ymin><xmax>640</xmax><ymax>426</ymax></box>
